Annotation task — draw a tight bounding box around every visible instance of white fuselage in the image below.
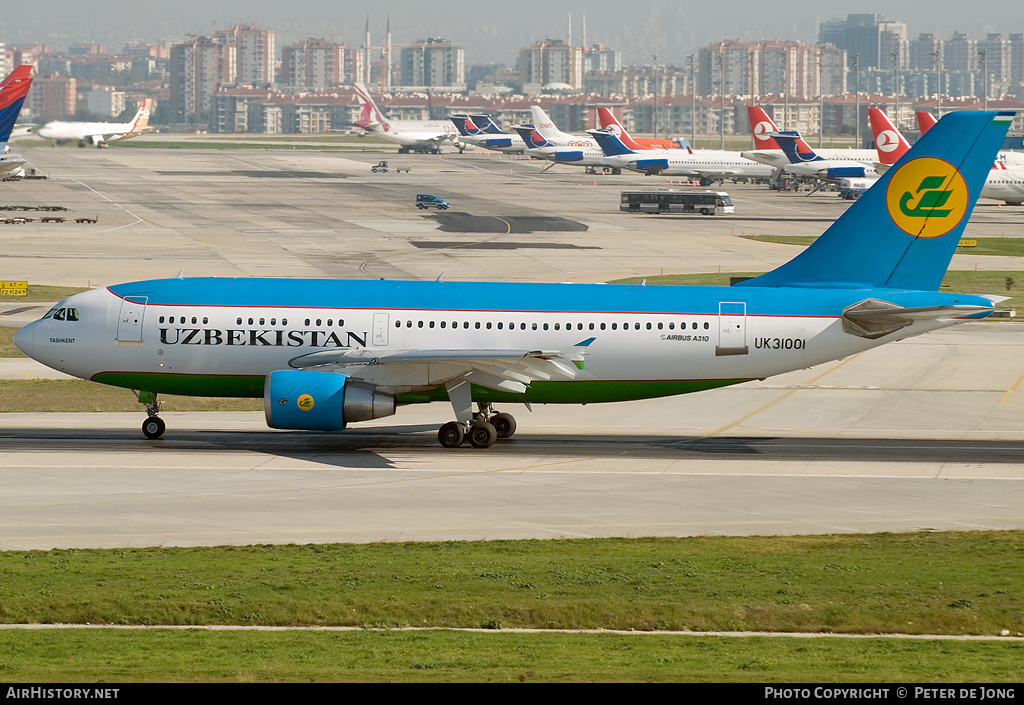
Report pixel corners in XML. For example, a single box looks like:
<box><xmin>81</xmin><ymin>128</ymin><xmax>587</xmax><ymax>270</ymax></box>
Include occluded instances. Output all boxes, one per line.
<box><xmin>36</xmin><ymin>120</ymin><xmax>143</xmax><ymax>145</ymax></box>
<box><xmin>363</xmin><ymin>120</ymin><xmax>457</xmax><ymax>149</ymax></box>
<box><xmin>461</xmin><ymin>133</ymin><xmax>527</xmax><ymax>153</ymax></box>
<box><xmin>606</xmin><ymin>148</ymin><xmax>778</xmax><ymax>179</ymax></box>
<box><xmin>981</xmin><ymin>167</ymin><xmax>1024</xmax><ymax>204</ymax></box>
<box><xmin>15</xmin><ymin>281</ymin><xmax>972</xmax><ymax>407</ymax></box>
<box><xmin>742</xmin><ymin>148</ymin><xmax>878</xmax><ymax>171</ymax></box>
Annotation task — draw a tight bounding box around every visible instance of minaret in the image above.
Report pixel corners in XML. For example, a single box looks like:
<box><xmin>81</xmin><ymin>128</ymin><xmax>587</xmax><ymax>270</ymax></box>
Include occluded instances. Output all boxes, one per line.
<box><xmin>362</xmin><ymin>13</ymin><xmax>371</xmax><ymax>84</ymax></box>
<box><xmin>582</xmin><ymin>12</ymin><xmax>587</xmax><ymax>50</ymax></box>
<box><xmin>383</xmin><ymin>14</ymin><xmax>392</xmax><ymax>90</ymax></box>
<box><xmin>568</xmin><ymin>11</ymin><xmax>572</xmax><ymax>46</ymax></box>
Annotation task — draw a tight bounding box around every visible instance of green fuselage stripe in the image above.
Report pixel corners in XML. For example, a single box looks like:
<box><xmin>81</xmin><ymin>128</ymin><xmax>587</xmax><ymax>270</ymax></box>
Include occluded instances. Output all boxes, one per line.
<box><xmin>90</xmin><ymin>372</ymin><xmax>751</xmax><ymax>405</ymax></box>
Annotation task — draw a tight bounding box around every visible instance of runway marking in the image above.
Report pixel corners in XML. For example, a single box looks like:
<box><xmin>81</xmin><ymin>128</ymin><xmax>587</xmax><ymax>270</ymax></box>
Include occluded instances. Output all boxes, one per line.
<box><xmin>999</xmin><ymin>369</ymin><xmax>1024</xmax><ymax>408</ymax></box>
<box><xmin>71</xmin><ymin>180</ymin><xmax>147</xmax><ymax>233</ymax></box>
<box><xmin>707</xmin><ymin>354</ymin><xmax>862</xmax><ymax>436</ymax></box>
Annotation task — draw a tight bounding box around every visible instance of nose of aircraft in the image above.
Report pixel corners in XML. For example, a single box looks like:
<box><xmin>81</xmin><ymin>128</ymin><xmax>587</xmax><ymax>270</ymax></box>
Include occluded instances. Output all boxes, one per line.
<box><xmin>12</xmin><ymin>323</ymin><xmax>36</xmax><ymax>358</ymax></box>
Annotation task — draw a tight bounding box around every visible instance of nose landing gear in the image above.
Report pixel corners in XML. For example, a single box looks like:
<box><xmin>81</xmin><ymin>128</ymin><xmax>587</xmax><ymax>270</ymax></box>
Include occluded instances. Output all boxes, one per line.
<box><xmin>135</xmin><ymin>391</ymin><xmax>165</xmax><ymax>439</ymax></box>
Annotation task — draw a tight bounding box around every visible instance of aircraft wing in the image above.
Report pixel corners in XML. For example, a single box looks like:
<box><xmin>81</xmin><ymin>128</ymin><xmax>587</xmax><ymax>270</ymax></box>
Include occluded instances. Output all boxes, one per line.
<box><xmin>426</xmin><ymin>133</ymin><xmax>454</xmax><ymax>147</ymax></box>
<box><xmin>0</xmin><ymin>154</ymin><xmax>26</xmax><ymax>174</ymax></box>
<box><xmin>690</xmin><ymin>167</ymin><xmax>745</xmax><ymax>178</ymax></box>
<box><xmin>287</xmin><ymin>344</ymin><xmax>592</xmax><ymax>394</ymax></box>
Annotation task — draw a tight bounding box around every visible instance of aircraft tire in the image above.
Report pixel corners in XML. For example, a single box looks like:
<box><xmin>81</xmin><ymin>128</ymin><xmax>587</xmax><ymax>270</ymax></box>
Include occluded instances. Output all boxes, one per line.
<box><xmin>469</xmin><ymin>421</ymin><xmax>497</xmax><ymax>448</ymax></box>
<box><xmin>438</xmin><ymin>421</ymin><xmax>465</xmax><ymax>448</ymax></box>
<box><xmin>491</xmin><ymin>413</ymin><xmax>516</xmax><ymax>439</ymax></box>
<box><xmin>142</xmin><ymin>416</ymin><xmax>166</xmax><ymax>439</ymax></box>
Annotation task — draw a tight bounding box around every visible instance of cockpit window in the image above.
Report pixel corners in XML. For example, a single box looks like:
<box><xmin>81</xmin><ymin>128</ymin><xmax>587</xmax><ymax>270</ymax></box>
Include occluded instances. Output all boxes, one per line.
<box><xmin>66</xmin><ymin>308</ymin><xmax>79</xmax><ymax>321</ymax></box>
<box><xmin>41</xmin><ymin>307</ymin><xmax>59</xmax><ymax>319</ymax></box>
<box><xmin>53</xmin><ymin>308</ymin><xmax>66</xmax><ymax>321</ymax></box>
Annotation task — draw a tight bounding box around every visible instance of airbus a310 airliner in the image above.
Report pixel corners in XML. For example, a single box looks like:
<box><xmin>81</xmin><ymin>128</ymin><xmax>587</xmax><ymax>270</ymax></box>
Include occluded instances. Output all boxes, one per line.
<box><xmin>14</xmin><ymin>111</ymin><xmax>1015</xmax><ymax>448</ymax></box>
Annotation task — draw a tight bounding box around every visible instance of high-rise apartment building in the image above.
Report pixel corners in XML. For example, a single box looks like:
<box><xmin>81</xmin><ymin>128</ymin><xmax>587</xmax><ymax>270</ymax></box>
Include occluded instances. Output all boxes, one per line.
<box><xmin>908</xmin><ymin>33</ymin><xmax>943</xmax><ymax>71</ymax></box>
<box><xmin>214</xmin><ymin>24</ymin><xmax>274</xmax><ymax>85</ymax></box>
<box><xmin>519</xmin><ymin>39</ymin><xmax>583</xmax><ymax>89</ymax></box>
<box><xmin>282</xmin><ymin>39</ymin><xmax>346</xmax><ymax>90</ymax></box>
<box><xmin>699</xmin><ymin>40</ymin><xmax>845</xmax><ymax>100</ymax></box>
<box><xmin>169</xmin><ymin>36</ymin><xmax>236</xmax><ymax>119</ymax></box>
<box><xmin>818</xmin><ymin>13</ymin><xmax>907</xmax><ymax>69</ymax></box>
<box><xmin>944</xmin><ymin>32</ymin><xmax>977</xmax><ymax>73</ymax></box>
<box><xmin>28</xmin><ymin>74</ymin><xmax>75</xmax><ymax>119</ymax></box>
<box><xmin>399</xmin><ymin>38</ymin><xmax>465</xmax><ymax>88</ymax></box>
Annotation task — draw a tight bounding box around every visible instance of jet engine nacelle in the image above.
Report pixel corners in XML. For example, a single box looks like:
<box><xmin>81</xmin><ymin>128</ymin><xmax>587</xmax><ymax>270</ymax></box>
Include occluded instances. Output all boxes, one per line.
<box><xmin>553</xmin><ymin>151</ymin><xmax>584</xmax><ymax>162</ymax></box>
<box><xmin>823</xmin><ymin>166</ymin><xmax>868</xmax><ymax>179</ymax></box>
<box><xmin>264</xmin><ymin>369</ymin><xmax>396</xmax><ymax>431</ymax></box>
<box><xmin>637</xmin><ymin>158</ymin><xmax>668</xmax><ymax>176</ymax></box>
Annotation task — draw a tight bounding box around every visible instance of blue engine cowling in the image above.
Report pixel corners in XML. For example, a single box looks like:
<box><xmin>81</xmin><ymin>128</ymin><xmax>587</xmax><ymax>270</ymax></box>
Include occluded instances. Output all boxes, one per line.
<box><xmin>636</xmin><ymin>158</ymin><xmax>668</xmax><ymax>175</ymax></box>
<box><xmin>264</xmin><ymin>370</ymin><xmax>395</xmax><ymax>431</ymax></box>
<box><xmin>824</xmin><ymin>166</ymin><xmax>868</xmax><ymax>179</ymax></box>
<box><xmin>553</xmin><ymin>151</ymin><xmax>585</xmax><ymax>162</ymax></box>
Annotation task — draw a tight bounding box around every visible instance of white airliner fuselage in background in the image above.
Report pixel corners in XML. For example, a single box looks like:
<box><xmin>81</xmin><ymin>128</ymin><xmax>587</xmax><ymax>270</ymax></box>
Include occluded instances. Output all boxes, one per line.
<box><xmin>37</xmin><ymin>100</ymin><xmax>153</xmax><ymax>148</ymax></box>
<box><xmin>353</xmin><ymin>83</ymin><xmax>456</xmax><ymax>154</ymax></box>
<box><xmin>13</xmin><ymin>111</ymin><xmax>1016</xmax><ymax>449</ymax></box>
<box><xmin>587</xmin><ymin>129</ymin><xmax>776</xmax><ymax>182</ymax></box>
<box><xmin>742</xmin><ymin>105</ymin><xmax>877</xmax><ymax>171</ymax></box>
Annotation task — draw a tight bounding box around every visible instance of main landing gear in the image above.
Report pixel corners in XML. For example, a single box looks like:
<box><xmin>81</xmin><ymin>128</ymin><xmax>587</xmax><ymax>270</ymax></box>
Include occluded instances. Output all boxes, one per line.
<box><xmin>136</xmin><ymin>391</ymin><xmax>166</xmax><ymax>439</ymax></box>
<box><xmin>437</xmin><ymin>403</ymin><xmax>517</xmax><ymax>449</ymax></box>
<box><xmin>437</xmin><ymin>378</ymin><xmax>517</xmax><ymax>449</ymax></box>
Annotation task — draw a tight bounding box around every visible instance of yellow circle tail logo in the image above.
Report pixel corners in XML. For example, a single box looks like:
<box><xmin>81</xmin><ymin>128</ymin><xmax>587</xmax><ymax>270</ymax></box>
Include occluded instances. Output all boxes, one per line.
<box><xmin>885</xmin><ymin>157</ymin><xmax>969</xmax><ymax>239</ymax></box>
<box><xmin>297</xmin><ymin>394</ymin><xmax>315</xmax><ymax>411</ymax></box>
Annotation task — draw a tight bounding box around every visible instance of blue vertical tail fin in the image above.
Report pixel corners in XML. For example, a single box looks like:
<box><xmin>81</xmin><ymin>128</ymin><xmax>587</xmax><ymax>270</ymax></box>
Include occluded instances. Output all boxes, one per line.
<box><xmin>470</xmin><ymin>114</ymin><xmax>506</xmax><ymax>134</ymax></box>
<box><xmin>513</xmin><ymin>125</ymin><xmax>552</xmax><ymax>148</ymax></box>
<box><xmin>449</xmin><ymin>115</ymin><xmax>486</xmax><ymax>137</ymax></box>
<box><xmin>736</xmin><ymin>111</ymin><xmax>1015</xmax><ymax>291</ymax></box>
<box><xmin>772</xmin><ymin>131</ymin><xmax>823</xmax><ymax>164</ymax></box>
<box><xmin>586</xmin><ymin>128</ymin><xmax>636</xmax><ymax>157</ymax></box>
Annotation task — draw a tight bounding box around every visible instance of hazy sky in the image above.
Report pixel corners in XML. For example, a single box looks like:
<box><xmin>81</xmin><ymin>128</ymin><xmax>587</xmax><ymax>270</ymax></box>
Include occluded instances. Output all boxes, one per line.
<box><xmin>4</xmin><ymin>1</ymin><xmax>1024</xmax><ymax>66</ymax></box>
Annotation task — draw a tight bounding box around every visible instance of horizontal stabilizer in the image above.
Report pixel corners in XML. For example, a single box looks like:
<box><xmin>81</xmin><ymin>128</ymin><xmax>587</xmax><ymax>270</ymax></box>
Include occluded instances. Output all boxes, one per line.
<box><xmin>842</xmin><ymin>298</ymin><xmax>993</xmax><ymax>339</ymax></box>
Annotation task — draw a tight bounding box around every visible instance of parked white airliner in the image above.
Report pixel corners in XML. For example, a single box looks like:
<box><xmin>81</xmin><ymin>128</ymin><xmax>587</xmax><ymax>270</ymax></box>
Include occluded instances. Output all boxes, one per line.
<box><xmin>352</xmin><ymin>83</ymin><xmax>456</xmax><ymax>154</ymax></box>
<box><xmin>741</xmin><ymin>106</ymin><xmax>877</xmax><ymax>170</ymax></box>
<box><xmin>13</xmin><ymin>111</ymin><xmax>1015</xmax><ymax>448</ymax></box>
<box><xmin>37</xmin><ymin>99</ymin><xmax>154</xmax><ymax>148</ymax></box>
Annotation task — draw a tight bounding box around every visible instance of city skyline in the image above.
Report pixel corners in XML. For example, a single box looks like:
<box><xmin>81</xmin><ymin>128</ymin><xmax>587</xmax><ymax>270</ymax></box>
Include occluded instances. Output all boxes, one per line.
<box><xmin>3</xmin><ymin>1</ymin><xmax>1024</xmax><ymax>67</ymax></box>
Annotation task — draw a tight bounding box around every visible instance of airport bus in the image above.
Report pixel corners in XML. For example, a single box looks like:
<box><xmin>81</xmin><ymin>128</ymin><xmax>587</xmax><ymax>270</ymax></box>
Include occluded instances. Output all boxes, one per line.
<box><xmin>620</xmin><ymin>190</ymin><xmax>734</xmax><ymax>215</ymax></box>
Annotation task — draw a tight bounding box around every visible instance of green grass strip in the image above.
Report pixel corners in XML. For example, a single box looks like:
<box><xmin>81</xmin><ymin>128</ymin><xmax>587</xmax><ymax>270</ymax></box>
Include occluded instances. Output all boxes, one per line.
<box><xmin>0</xmin><ymin>285</ymin><xmax>90</xmax><ymax>303</ymax></box>
<box><xmin>0</xmin><ymin>379</ymin><xmax>260</xmax><ymax>411</ymax></box>
<box><xmin>739</xmin><ymin>234</ymin><xmax>1024</xmax><ymax>258</ymax></box>
<box><xmin>2</xmin><ymin>534</ymin><xmax>1023</xmax><ymax>636</ymax></box>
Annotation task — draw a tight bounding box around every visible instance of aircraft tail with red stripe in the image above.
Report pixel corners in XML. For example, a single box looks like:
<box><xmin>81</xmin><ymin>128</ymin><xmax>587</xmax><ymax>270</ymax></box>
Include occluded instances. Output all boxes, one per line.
<box><xmin>353</xmin><ymin>83</ymin><xmax>390</xmax><ymax>132</ymax></box>
<box><xmin>916</xmin><ymin>111</ymin><xmax>938</xmax><ymax>136</ymax></box>
<box><xmin>747</xmin><ymin>106</ymin><xmax>782</xmax><ymax>149</ymax></box>
<box><xmin>0</xmin><ymin>65</ymin><xmax>33</xmax><ymax>150</ymax></box>
<box><xmin>868</xmin><ymin>108</ymin><xmax>911</xmax><ymax>167</ymax></box>
<box><xmin>596</xmin><ymin>107</ymin><xmax>646</xmax><ymax>150</ymax></box>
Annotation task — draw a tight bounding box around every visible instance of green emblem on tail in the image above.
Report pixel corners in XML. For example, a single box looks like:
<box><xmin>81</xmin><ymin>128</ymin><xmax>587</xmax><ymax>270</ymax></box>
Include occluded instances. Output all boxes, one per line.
<box><xmin>899</xmin><ymin>176</ymin><xmax>954</xmax><ymax>218</ymax></box>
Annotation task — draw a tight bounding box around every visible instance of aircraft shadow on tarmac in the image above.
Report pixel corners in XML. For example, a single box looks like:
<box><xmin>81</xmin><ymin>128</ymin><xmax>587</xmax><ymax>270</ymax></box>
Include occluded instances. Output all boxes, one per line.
<box><xmin>2</xmin><ymin>427</ymin><xmax>1024</xmax><ymax>467</ymax></box>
